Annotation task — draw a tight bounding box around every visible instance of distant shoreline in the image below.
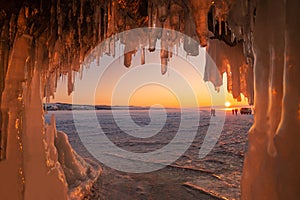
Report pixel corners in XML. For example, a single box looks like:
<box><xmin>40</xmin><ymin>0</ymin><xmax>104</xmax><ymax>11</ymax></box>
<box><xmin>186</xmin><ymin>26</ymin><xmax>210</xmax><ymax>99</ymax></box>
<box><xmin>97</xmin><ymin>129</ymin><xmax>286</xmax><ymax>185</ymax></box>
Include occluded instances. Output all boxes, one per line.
<box><xmin>44</xmin><ymin>102</ymin><xmax>250</xmax><ymax>111</ymax></box>
<box><xmin>44</xmin><ymin>103</ymin><xmax>156</xmax><ymax>111</ymax></box>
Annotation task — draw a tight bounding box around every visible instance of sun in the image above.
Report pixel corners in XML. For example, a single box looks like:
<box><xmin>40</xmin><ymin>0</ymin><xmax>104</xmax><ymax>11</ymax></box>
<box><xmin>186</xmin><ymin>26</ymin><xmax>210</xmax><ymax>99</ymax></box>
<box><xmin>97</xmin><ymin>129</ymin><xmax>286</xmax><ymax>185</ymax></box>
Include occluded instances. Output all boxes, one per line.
<box><xmin>225</xmin><ymin>101</ymin><xmax>231</xmax><ymax>107</ymax></box>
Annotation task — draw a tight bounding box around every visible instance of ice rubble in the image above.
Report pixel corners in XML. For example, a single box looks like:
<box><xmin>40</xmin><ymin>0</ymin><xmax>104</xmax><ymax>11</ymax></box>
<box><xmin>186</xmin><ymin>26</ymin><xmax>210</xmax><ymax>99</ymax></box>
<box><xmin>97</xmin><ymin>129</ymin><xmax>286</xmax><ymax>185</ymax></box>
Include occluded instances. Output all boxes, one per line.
<box><xmin>0</xmin><ymin>0</ymin><xmax>299</xmax><ymax>199</ymax></box>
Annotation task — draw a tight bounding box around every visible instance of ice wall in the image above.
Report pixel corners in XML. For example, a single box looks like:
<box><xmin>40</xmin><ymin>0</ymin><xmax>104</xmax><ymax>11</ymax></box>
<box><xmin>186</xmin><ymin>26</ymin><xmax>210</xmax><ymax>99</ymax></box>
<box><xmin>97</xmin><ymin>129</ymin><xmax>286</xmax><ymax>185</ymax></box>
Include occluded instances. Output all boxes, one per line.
<box><xmin>241</xmin><ymin>0</ymin><xmax>300</xmax><ymax>199</ymax></box>
<box><xmin>0</xmin><ymin>0</ymin><xmax>299</xmax><ymax>199</ymax></box>
<box><xmin>0</xmin><ymin>33</ymin><xmax>100</xmax><ymax>199</ymax></box>
<box><xmin>0</xmin><ymin>6</ymin><xmax>101</xmax><ymax>199</ymax></box>
<box><xmin>0</xmin><ymin>32</ymin><xmax>68</xmax><ymax>198</ymax></box>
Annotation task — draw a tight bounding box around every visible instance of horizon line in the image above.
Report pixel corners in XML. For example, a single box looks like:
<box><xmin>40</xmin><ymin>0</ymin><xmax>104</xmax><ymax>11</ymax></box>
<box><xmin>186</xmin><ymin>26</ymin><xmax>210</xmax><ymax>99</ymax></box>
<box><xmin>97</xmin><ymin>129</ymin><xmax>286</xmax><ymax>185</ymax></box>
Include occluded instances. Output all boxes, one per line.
<box><xmin>45</xmin><ymin>102</ymin><xmax>250</xmax><ymax>109</ymax></box>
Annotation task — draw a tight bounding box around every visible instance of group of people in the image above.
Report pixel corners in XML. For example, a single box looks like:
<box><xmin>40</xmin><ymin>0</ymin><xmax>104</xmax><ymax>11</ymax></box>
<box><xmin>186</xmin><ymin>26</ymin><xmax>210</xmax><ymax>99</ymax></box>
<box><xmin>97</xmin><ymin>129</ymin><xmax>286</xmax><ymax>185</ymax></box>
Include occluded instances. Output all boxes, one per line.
<box><xmin>210</xmin><ymin>108</ymin><xmax>241</xmax><ymax>116</ymax></box>
<box><xmin>232</xmin><ymin>109</ymin><xmax>238</xmax><ymax>115</ymax></box>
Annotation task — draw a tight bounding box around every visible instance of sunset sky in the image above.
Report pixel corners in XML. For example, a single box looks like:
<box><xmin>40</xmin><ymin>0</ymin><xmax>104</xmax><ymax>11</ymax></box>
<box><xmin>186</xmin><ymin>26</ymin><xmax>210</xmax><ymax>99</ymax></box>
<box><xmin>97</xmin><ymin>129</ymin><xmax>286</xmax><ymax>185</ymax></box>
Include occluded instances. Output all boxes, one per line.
<box><xmin>51</xmin><ymin>45</ymin><xmax>248</xmax><ymax>108</ymax></box>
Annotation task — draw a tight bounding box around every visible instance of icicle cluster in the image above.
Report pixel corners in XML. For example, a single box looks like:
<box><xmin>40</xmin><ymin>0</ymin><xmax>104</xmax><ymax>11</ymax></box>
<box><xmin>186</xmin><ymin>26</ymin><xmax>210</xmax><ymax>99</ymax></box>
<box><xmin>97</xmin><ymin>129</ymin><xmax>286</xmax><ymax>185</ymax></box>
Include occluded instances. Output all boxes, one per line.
<box><xmin>203</xmin><ymin>0</ymin><xmax>255</xmax><ymax>104</ymax></box>
<box><xmin>0</xmin><ymin>0</ymin><xmax>255</xmax><ymax>106</ymax></box>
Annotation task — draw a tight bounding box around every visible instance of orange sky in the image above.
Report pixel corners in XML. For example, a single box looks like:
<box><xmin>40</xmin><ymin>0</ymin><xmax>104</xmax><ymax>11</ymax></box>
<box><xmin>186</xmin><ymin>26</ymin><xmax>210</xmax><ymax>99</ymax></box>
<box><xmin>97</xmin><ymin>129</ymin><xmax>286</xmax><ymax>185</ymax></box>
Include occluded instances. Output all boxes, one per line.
<box><xmin>51</xmin><ymin>46</ymin><xmax>249</xmax><ymax>108</ymax></box>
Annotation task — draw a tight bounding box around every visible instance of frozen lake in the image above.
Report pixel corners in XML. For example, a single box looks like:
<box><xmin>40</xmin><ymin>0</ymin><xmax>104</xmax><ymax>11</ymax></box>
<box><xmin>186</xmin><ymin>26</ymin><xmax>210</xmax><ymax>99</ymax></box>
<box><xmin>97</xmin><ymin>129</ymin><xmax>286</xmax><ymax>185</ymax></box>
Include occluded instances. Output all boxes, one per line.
<box><xmin>45</xmin><ymin>109</ymin><xmax>253</xmax><ymax>200</ymax></box>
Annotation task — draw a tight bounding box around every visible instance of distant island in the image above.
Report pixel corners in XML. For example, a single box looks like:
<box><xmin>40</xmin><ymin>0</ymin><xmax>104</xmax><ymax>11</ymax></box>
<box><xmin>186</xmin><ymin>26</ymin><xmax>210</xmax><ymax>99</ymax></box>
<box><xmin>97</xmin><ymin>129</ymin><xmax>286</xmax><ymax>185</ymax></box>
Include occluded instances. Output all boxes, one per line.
<box><xmin>44</xmin><ymin>103</ymin><xmax>161</xmax><ymax>111</ymax></box>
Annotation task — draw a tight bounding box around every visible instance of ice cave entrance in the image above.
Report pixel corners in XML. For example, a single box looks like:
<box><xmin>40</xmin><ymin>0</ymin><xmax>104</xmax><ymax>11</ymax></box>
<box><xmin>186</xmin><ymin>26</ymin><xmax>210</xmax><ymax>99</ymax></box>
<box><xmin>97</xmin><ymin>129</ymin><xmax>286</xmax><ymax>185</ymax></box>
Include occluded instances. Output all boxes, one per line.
<box><xmin>43</xmin><ymin>43</ymin><xmax>253</xmax><ymax>199</ymax></box>
<box><xmin>1</xmin><ymin>1</ymin><xmax>299</xmax><ymax>199</ymax></box>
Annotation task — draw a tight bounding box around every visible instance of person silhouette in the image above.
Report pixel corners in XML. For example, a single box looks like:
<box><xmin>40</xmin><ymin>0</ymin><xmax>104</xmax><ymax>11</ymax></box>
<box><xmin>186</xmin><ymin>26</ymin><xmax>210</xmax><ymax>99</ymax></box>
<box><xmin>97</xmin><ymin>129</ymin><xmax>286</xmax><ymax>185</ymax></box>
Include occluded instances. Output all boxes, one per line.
<box><xmin>235</xmin><ymin>109</ymin><xmax>238</xmax><ymax>115</ymax></box>
<box><xmin>211</xmin><ymin>108</ymin><xmax>216</xmax><ymax>116</ymax></box>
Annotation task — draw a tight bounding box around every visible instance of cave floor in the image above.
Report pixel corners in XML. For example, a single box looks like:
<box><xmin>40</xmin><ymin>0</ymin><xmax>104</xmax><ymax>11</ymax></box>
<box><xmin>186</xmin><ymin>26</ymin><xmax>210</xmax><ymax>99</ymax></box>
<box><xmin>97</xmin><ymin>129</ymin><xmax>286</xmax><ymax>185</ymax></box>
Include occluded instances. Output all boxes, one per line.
<box><xmin>85</xmin><ymin>165</ymin><xmax>221</xmax><ymax>200</ymax></box>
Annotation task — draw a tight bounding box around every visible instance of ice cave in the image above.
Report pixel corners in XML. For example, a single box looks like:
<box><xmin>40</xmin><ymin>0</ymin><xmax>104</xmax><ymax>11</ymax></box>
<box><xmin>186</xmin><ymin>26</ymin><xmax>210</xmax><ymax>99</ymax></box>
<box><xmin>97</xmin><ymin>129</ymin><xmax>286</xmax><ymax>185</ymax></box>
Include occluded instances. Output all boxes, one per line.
<box><xmin>0</xmin><ymin>0</ymin><xmax>299</xmax><ymax>199</ymax></box>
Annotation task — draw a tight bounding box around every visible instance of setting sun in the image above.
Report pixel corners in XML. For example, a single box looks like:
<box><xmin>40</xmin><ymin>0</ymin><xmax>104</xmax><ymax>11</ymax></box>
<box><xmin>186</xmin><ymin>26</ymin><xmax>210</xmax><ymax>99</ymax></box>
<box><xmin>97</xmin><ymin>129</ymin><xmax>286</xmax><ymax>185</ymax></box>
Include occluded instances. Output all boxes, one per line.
<box><xmin>225</xmin><ymin>101</ymin><xmax>231</xmax><ymax>107</ymax></box>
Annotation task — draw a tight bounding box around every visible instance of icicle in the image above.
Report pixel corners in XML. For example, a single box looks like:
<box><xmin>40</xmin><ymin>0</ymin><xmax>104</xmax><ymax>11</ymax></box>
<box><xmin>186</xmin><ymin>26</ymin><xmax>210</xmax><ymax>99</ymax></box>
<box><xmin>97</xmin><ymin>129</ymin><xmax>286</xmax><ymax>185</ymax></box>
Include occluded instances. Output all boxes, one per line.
<box><xmin>7</xmin><ymin>14</ymin><xmax>16</xmax><ymax>46</ymax></box>
<box><xmin>161</xmin><ymin>51</ymin><xmax>168</xmax><ymax>75</ymax></box>
<box><xmin>96</xmin><ymin>47</ymin><xmax>100</xmax><ymax>66</ymax></box>
<box><xmin>242</xmin><ymin>37</ymin><xmax>247</xmax><ymax>57</ymax></box>
<box><xmin>170</xmin><ymin>3</ymin><xmax>182</xmax><ymax>31</ymax></box>
<box><xmin>93</xmin><ymin>26</ymin><xmax>97</xmax><ymax>46</ymax></box>
<box><xmin>158</xmin><ymin>3</ymin><xmax>168</xmax><ymax>23</ymax></box>
<box><xmin>40</xmin><ymin>0</ymin><xmax>43</xmax><ymax>12</ymax></box>
<box><xmin>124</xmin><ymin>50</ymin><xmax>133</xmax><ymax>68</ymax></box>
<box><xmin>57</xmin><ymin>0</ymin><xmax>63</xmax><ymax>39</ymax></box>
<box><xmin>68</xmin><ymin>8</ymin><xmax>72</xmax><ymax>22</ymax></box>
<box><xmin>218</xmin><ymin>17</ymin><xmax>222</xmax><ymax>36</ymax></box>
<box><xmin>189</xmin><ymin>0</ymin><xmax>211</xmax><ymax>47</ymax></box>
<box><xmin>86</xmin><ymin>16</ymin><xmax>92</xmax><ymax>38</ymax></box>
<box><xmin>78</xmin><ymin>0</ymin><xmax>85</xmax><ymax>51</ymax></box>
<box><xmin>79</xmin><ymin>63</ymin><xmax>84</xmax><ymax>79</ymax></box>
<box><xmin>115</xmin><ymin>4</ymin><xmax>125</xmax><ymax>33</ymax></box>
<box><xmin>0</xmin><ymin>24</ymin><xmax>9</xmax><ymax>161</ymax></box>
<box><xmin>161</xmin><ymin>58</ymin><xmax>168</xmax><ymax>75</ymax></box>
<box><xmin>25</xmin><ymin>6</ymin><xmax>29</xmax><ymax>19</ymax></box>
<box><xmin>109</xmin><ymin>36</ymin><xmax>115</xmax><ymax>57</ymax></box>
<box><xmin>104</xmin><ymin>39</ymin><xmax>110</xmax><ymax>55</ymax></box>
<box><xmin>93</xmin><ymin>3</ymin><xmax>100</xmax><ymax>44</ymax></box>
<box><xmin>72</xmin><ymin>0</ymin><xmax>77</xmax><ymax>16</ymax></box>
<box><xmin>148</xmin><ymin>5</ymin><xmax>158</xmax><ymax>52</ymax></box>
<box><xmin>103</xmin><ymin>5</ymin><xmax>107</xmax><ymax>39</ymax></box>
<box><xmin>160</xmin><ymin>28</ymin><xmax>169</xmax><ymax>75</ymax></box>
<box><xmin>141</xmin><ymin>48</ymin><xmax>145</xmax><ymax>65</ymax></box>
<box><xmin>80</xmin><ymin>0</ymin><xmax>84</xmax><ymax>21</ymax></box>
<box><xmin>50</xmin><ymin>1</ymin><xmax>55</xmax><ymax>36</ymax></box>
<box><xmin>183</xmin><ymin>12</ymin><xmax>199</xmax><ymax>56</ymax></box>
<box><xmin>212</xmin><ymin>6</ymin><xmax>216</xmax><ymax>33</ymax></box>
<box><xmin>106</xmin><ymin>0</ymin><xmax>115</xmax><ymax>38</ymax></box>
<box><xmin>112</xmin><ymin>0</ymin><xmax>116</xmax><ymax>35</ymax></box>
<box><xmin>231</xmin><ymin>32</ymin><xmax>235</xmax><ymax>43</ymax></box>
<box><xmin>98</xmin><ymin>7</ymin><xmax>102</xmax><ymax>41</ymax></box>
<box><xmin>148</xmin><ymin>0</ymin><xmax>152</xmax><ymax>28</ymax></box>
<box><xmin>241</xmin><ymin>0</ymin><xmax>246</xmax><ymax>16</ymax></box>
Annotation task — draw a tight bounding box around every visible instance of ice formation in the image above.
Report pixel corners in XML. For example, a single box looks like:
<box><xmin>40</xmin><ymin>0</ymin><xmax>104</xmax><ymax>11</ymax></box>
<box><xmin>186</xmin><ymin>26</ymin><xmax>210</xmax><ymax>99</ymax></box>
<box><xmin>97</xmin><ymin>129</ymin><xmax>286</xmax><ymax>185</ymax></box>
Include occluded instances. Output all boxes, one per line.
<box><xmin>241</xmin><ymin>1</ymin><xmax>300</xmax><ymax>199</ymax></box>
<box><xmin>0</xmin><ymin>0</ymin><xmax>299</xmax><ymax>199</ymax></box>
